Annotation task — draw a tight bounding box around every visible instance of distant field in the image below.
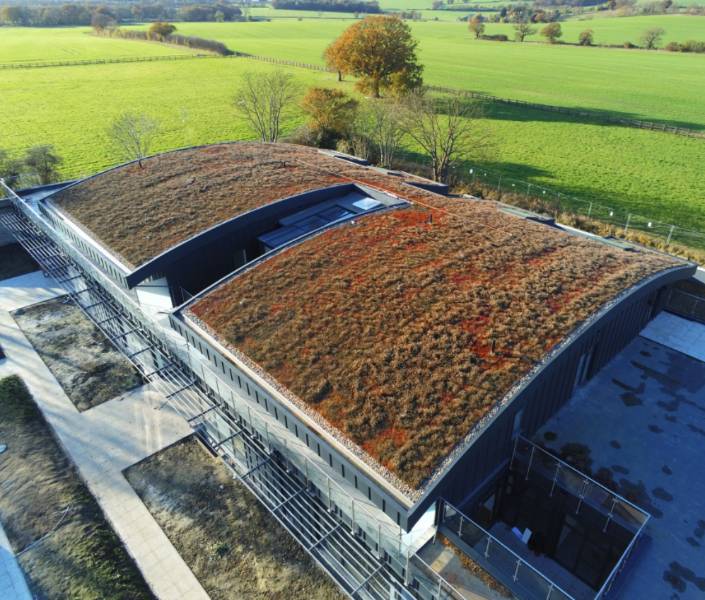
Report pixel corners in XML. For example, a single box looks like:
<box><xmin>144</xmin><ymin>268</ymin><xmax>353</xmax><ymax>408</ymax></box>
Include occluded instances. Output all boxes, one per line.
<box><xmin>484</xmin><ymin>14</ymin><xmax>705</xmax><ymax>46</ymax></box>
<box><xmin>167</xmin><ymin>19</ymin><xmax>705</xmax><ymax>127</ymax></box>
<box><xmin>0</xmin><ymin>26</ymin><xmax>195</xmax><ymax>63</ymax></box>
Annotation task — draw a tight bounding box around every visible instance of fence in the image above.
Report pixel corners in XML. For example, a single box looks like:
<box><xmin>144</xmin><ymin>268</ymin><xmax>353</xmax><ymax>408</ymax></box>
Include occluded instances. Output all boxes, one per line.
<box><xmin>428</xmin><ymin>86</ymin><xmax>705</xmax><ymax>139</ymax></box>
<box><xmin>0</xmin><ymin>53</ymin><xmax>213</xmax><ymax>70</ymax></box>
<box><xmin>460</xmin><ymin>164</ymin><xmax>705</xmax><ymax>262</ymax></box>
<box><xmin>439</xmin><ymin>501</ymin><xmax>575</xmax><ymax>600</ymax></box>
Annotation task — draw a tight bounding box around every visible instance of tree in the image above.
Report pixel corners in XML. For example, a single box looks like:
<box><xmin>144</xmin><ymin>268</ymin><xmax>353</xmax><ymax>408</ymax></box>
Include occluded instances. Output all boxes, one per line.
<box><xmin>468</xmin><ymin>14</ymin><xmax>485</xmax><ymax>39</ymax></box>
<box><xmin>91</xmin><ymin>7</ymin><xmax>116</xmax><ymax>31</ymax></box>
<box><xmin>0</xmin><ymin>149</ymin><xmax>24</xmax><ymax>188</ymax></box>
<box><xmin>107</xmin><ymin>112</ymin><xmax>159</xmax><ymax>167</ymax></box>
<box><xmin>301</xmin><ymin>87</ymin><xmax>358</xmax><ymax>146</ymax></box>
<box><xmin>234</xmin><ymin>71</ymin><xmax>298</xmax><ymax>142</ymax></box>
<box><xmin>24</xmin><ymin>145</ymin><xmax>62</xmax><ymax>184</ymax></box>
<box><xmin>149</xmin><ymin>21</ymin><xmax>176</xmax><ymax>38</ymax></box>
<box><xmin>324</xmin><ymin>16</ymin><xmax>422</xmax><ymax>98</ymax></box>
<box><xmin>402</xmin><ymin>92</ymin><xmax>486</xmax><ymax>183</ymax></box>
<box><xmin>514</xmin><ymin>21</ymin><xmax>536</xmax><ymax>42</ymax></box>
<box><xmin>578</xmin><ymin>29</ymin><xmax>594</xmax><ymax>46</ymax></box>
<box><xmin>541</xmin><ymin>22</ymin><xmax>562</xmax><ymax>43</ymax></box>
<box><xmin>356</xmin><ymin>99</ymin><xmax>405</xmax><ymax>168</ymax></box>
<box><xmin>640</xmin><ymin>27</ymin><xmax>665</xmax><ymax>49</ymax></box>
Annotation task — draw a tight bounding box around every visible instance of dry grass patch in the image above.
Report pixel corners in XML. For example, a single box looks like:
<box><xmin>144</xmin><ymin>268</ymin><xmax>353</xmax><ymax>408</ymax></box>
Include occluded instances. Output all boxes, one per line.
<box><xmin>0</xmin><ymin>375</ymin><xmax>153</xmax><ymax>600</ymax></box>
<box><xmin>0</xmin><ymin>242</ymin><xmax>38</xmax><ymax>280</ymax></box>
<box><xmin>125</xmin><ymin>436</ymin><xmax>344</xmax><ymax>600</ymax></box>
<box><xmin>190</xmin><ymin>198</ymin><xmax>678</xmax><ymax>492</ymax></box>
<box><xmin>13</xmin><ymin>297</ymin><xmax>141</xmax><ymax>411</ymax></box>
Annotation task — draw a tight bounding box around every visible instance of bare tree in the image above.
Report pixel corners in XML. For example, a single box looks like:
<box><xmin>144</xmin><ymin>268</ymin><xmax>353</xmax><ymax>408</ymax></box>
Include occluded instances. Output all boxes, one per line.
<box><xmin>357</xmin><ymin>99</ymin><xmax>405</xmax><ymax>168</ymax></box>
<box><xmin>514</xmin><ymin>21</ymin><xmax>537</xmax><ymax>42</ymax></box>
<box><xmin>640</xmin><ymin>27</ymin><xmax>665</xmax><ymax>49</ymax></box>
<box><xmin>108</xmin><ymin>112</ymin><xmax>159</xmax><ymax>167</ymax></box>
<box><xmin>234</xmin><ymin>71</ymin><xmax>298</xmax><ymax>142</ymax></box>
<box><xmin>402</xmin><ymin>92</ymin><xmax>486</xmax><ymax>184</ymax></box>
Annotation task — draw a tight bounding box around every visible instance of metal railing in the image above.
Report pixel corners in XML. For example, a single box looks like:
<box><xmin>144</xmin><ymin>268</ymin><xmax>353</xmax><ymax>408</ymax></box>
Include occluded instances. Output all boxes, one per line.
<box><xmin>439</xmin><ymin>501</ymin><xmax>575</xmax><ymax>600</ymax></box>
<box><xmin>512</xmin><ymin>437</ymin><xmax>651</xmax><ymax>599</ymax></box>
<box><xmin>512</xmin><ymin>437</ymin><xmax>650</xmax><ymax>536</ymax></box>
<box><xmin>0</xmin><ymin>180</ymin><xmax>464</xmax><ymax>600</ymax></box>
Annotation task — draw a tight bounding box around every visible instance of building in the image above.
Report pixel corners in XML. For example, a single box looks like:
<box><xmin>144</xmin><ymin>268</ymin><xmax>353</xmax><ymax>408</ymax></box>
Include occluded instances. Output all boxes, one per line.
<box><xmin>1</xmin><ymin>142</ymin><xmax>696</xmax><ymax>600</ymax></box>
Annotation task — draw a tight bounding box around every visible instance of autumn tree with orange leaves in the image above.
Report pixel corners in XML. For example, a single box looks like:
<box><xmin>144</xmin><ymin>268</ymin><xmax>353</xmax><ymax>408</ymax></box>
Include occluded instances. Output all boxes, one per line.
<box><xmin>324</xmin><ymin>16</ymin><xmax>422</xmax><ymax>98</ymax></box>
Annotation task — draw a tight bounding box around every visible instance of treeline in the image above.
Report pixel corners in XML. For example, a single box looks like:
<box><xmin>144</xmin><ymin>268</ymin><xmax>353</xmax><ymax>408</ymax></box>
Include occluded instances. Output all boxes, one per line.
<box><xmin>271</xmin><ymin>0</ymin><xmax>381</xmax><ymax>12</ymax></box>
<box><xmin>98</xmin><ymin>27</ymin><xmax>233</xmax><ymax>55</ymax></box>
<box><xmin>0</xmin><ymin>2</ymin><xmax>241</xmax><ymax>27</ymax></box>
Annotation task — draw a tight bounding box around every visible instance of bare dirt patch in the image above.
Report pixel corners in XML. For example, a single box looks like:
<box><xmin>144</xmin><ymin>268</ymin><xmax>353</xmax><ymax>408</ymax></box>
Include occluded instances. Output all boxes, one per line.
<box><xmin>13</xmin><ymin>297</ymin><xmax>141</xmax><ymax>411</ymax></box>
<box><xmin>0</xmin><ymin>375</ymin><xmax>153</xmax><ymax>599</ymax></box>
<box><xmin>125</xmin><ymin>436</ymin><xmax>344</xmax><ymax>600</ymax></box>
<box><xmin>0</xmin><ymin>242</ymin><xmax>38</xmax><ymax>280</ymax></box>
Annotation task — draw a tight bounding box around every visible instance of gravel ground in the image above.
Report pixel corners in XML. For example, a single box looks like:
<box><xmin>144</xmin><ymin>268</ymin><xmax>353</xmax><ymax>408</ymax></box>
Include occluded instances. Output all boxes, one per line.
<box><xmin>125</xmin><ymin>437</ymin><xmax>344</xmax><ymax>600</ymax></box>
<box><xmin>13</xmin><ymin>297</ymin><xmax>142</xmax><ymax>411</ymax></box>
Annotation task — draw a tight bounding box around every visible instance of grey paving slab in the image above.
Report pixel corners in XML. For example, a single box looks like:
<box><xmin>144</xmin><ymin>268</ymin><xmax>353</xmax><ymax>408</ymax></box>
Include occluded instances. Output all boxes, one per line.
<box><xmin>537</xmin><ymin>335</ymin><xmax>705</xmax><ymax>600</ymax></box>
<box><xmin>0</xmin><ymin>520</ymin><xmax>32</xmax><ymax>600</ymax></box>
<box><xmin>641</xmin><ymin>311</ymin><xmax>705</xmax><ymax>363</ymax></box>
<box><xmin>0</xmin><ymin>271</ymin><xmax>64</xmax><ymax>312</ymax></box>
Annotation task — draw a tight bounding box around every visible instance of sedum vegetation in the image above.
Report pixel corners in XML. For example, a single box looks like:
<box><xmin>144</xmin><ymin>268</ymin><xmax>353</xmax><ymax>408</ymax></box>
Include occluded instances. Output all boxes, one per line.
<box><xmin>189</xmin><ymin>150</ymin><xmax>678</xmax><ymax>492</ymax></box>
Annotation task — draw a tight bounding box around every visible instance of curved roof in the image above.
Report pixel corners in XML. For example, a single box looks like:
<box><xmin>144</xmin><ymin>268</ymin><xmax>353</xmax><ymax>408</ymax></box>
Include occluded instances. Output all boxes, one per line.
<box><xmin>48</xmin><ymin>143</ymin><xmax>437</xmax><ymax>269</ymax></box>
<box><xmin>180</xmin><ymin>151</ymin><xmax>683</xmax><ymax>495</ymax></box>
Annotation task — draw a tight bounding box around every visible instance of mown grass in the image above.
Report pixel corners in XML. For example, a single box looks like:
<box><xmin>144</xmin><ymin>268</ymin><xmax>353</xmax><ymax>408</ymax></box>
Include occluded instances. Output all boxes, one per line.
<box><xmin>167</xmin><ymin>18</ymin><xmax>705</xmax><ymax>128</ymax></box>
<box><xmin>0</xmin><ymin>26</ymin><xmax>195</xmax><ymax>64</ymax></box>
<box><xmin>0</xmin><ymin>375</ymin><xmax>153</xmax><ymax>600</ymax></box>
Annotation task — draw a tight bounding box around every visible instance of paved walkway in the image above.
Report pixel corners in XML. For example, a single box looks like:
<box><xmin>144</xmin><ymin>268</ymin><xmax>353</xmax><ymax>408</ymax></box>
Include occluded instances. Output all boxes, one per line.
<box><xmin>640</xmin><ymin>310</ymin><xmax>705</xmax><ymax>363</ymax></box>
<box><xmin>0</xmin><ymin>270</ymin><xmax>64</xmax><ymax>312</ymax></box>
<box><xmin>0</xmin><ymin>520</ymin><xmax>32</xmax><ymax>600</ymax></box>
<box><xmin>0</xmin><ymin>280</ymin><xmax>209</xmax><ymax>600</ymax></box>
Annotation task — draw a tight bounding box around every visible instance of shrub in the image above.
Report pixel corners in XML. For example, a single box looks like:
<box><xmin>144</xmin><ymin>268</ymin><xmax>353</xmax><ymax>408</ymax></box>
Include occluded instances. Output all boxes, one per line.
<box><xmin>623</xmin><ymin>41</ymin><xmax>637</xmax><ymax>48</ymax></box>
<box><xmin>148</xmin><ymin>21</ymin><xmax>176</xmax><ymax>38</ymax></box>
<box><xmin>578</xmin><ymin>29</ymin><xmax>594</xmax><ymax>46</ymax></box>
<box><xmin>640</xmin><ymin>27</ymin><xmax>665</xmax><ymax>49</ymax></box>
<box><xmin>664</xmin><ymin>41</ymin><xmax>681</xmax><ymax>52</ymax></box>
<box><xmin>681</xmin><ymin>39</ymin><xmax>705</xmax><ymax>53</ymax></box>
<box><xmin>541</xmin><ymin>22</ymin><xmax>562</xmax><ymax>44</ymax></box>
<box><xmin>480</xmin><ymin>33</ymin><xmax>509</xmax><ymax>41</ymax></box>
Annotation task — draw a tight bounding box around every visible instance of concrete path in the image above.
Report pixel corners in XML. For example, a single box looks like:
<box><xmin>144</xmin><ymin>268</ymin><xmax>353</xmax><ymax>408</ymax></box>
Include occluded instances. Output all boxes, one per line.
<box><xmin>640</xmin><ymin>311</ymin><xmax>705</xmax><ymax>363</ymax></box>
<box><xmin>0</xmin><ymin>270</ymin><xmax>64</xmax><ymax>312</ymax></box>
<box><xmin>0</xmin><ymin>520</ymin><xmax>32</xmax><ymax>600</ymax></box>
<box><xmin>0</xmin><ymin>306</ymin><xmax>209</xmax><ymax>600</ymax></box>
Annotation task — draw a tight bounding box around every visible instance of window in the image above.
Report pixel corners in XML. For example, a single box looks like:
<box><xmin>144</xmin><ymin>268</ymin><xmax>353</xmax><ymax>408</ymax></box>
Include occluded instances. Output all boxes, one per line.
<box><xmin>329</xmin><ymin>454</ymin><xmax>333</xmax><ymax>467</ymax></box>
<box><xmin>341</xmin><ymin>464</ymin><xmax>345</xmax><ymax>478</ymax></box>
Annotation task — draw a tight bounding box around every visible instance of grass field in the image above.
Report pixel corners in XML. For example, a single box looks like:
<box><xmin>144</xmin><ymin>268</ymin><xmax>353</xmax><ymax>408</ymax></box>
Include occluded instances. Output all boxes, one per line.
<box><xmin>2</xmin><ymin>24</ymin><xmax>704</xmax><ymax>235</ymax></box>
<box><xmin>0</xmin><ymin>26</ymin><xmax>195</xmax><ymax>64</ymax></box>
<box><xmin>483</xmin><ymin>14</ymin><xmax>705</xmax><ymax>46</ymax></box>
<box><xmin>167</xmin><ymin>18</ymin><xmax>705</xmax><ymax>128</ymax></box>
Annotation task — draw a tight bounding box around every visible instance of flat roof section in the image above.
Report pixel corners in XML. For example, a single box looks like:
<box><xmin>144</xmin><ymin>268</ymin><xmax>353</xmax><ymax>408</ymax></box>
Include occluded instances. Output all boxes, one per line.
<box><xmin>186</xmin><ymin>200</ymin><xmax>680</xmax><ymax>497</ymax></box>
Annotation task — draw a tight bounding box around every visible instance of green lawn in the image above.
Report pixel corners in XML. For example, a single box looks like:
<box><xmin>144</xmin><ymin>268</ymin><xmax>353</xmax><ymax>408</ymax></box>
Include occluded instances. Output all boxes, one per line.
<box><xmin>0</xmin><ymin>26</ymin><xmax>195</xmax><ymax>64</ymax></box>
<box><xmin>165</xmin><ymin>18</ymin><xmax>705</xmax><ymax>128</ymax></box>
